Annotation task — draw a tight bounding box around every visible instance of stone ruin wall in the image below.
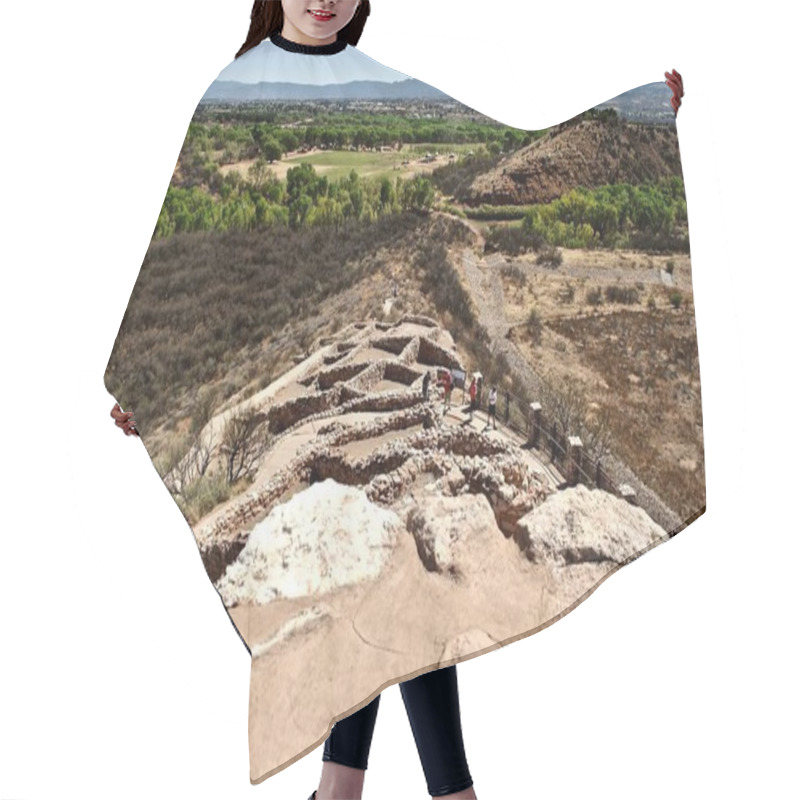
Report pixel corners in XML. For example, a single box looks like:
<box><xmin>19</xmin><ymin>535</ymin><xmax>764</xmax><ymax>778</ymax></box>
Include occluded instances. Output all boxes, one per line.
<box><xmin>198</xmin><ymin>401</ymin><xmax>552</xmax><ymax>584</ymax></box>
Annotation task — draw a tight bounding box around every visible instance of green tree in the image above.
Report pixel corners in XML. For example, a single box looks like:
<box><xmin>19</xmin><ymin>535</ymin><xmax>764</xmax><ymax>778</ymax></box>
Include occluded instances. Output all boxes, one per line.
<box><xmin>379</xmin><ymin>177</ymin><xmax>396</xmax><ymax>211</ymax></box>
<box><xmin>260</xmin><ymin>138</ymin><xmax>283</xmax><ymax>163</ymax></box>
<box><xmin>400</xmin><ymin>175</ymin><xmax>435</xmax><ymax>212</ymax></box>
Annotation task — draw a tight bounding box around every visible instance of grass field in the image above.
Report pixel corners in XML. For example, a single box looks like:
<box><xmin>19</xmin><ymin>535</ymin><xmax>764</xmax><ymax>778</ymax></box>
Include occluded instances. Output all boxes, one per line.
<box><xmin>218</xmin><ymin>142</ymin><xmax>482</xmax><ymax>184</ymax></box>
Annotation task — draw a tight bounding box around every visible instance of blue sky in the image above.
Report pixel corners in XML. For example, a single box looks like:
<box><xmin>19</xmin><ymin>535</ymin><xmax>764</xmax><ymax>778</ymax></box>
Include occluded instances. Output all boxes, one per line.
<box><xmin>214</xmin><ymin>38</ymin><xmax>412</xmax><ymax>85</ymax></box>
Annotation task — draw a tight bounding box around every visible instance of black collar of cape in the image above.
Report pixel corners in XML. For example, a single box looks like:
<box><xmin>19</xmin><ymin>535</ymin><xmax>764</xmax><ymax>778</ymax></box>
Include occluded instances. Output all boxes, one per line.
<box><xmin>269</xmin><ymin>31</ymin><xmax>348</xmax><ymax>55</ymax></box>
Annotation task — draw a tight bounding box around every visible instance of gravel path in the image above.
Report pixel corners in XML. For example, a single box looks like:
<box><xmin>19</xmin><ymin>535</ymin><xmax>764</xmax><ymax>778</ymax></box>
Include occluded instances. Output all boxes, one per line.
<box><xmin>462</xmin><ymin>247</ymin><xmax>550</xmax><ymax>401</ymax></box>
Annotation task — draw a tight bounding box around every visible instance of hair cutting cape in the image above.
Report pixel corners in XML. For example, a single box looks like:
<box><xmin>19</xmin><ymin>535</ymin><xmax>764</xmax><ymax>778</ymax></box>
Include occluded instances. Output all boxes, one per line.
<box><xmin>104</xmin><ymin>32</ymin><xmax>706</xmax><ymax>784</ymax></box>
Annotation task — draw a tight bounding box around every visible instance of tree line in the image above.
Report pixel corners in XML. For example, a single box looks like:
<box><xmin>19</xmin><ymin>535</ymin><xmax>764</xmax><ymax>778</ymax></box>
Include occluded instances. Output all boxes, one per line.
<box><xmin>187</xmin><ymin>110</ymin><xmax>537</xmax><ymax>163</ymax></box>
<box><xmin>155</xmin><ymin>163</ymin><xmax>435</xmax><ymax>237</ymax></box>
<box><xmin>485</xmin><ymin>177</ymin><xmax>689</xmax><ymax>254</ymax></box>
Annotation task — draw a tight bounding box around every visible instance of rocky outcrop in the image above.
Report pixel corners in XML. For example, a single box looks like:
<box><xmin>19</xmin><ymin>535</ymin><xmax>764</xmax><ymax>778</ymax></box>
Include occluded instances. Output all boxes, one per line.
<box><xmin>217</xmin><ymin>479</ymin><xmax>405</xmax><ymax>607</ymax></box>
<box><xmin>405</xmin><ymin>493</ymin><xmax>500</xmax><ymax>580</ymax></box>
<box><xmin>515</xmin><ymin>483</ymin><xmax>666</xmax><ymax>566</ymax></box>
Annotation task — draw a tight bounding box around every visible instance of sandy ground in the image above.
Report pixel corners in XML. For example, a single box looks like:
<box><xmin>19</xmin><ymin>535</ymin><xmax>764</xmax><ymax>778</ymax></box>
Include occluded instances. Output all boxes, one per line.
<box><xmin>230</xmin><ymin>499</ymin><xmax>613</xmax><ymax>784</ymax></box>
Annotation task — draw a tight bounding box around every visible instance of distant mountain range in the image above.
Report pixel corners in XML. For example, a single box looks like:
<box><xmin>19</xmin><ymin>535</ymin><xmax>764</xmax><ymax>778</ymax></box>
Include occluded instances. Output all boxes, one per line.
<box><xmin>201</xmin><ymin>78</ymin><xmax>450</xmax><ymax>103</ymax></box>
<box><xmin>200</xmin><ymin>76</ymin><xmax>675</xmax><ymax>125</ymax></box>
<box><xmin>594</xmin><ymin>82</ymin><xmax>675</xmax><ymax>124</ymax></box>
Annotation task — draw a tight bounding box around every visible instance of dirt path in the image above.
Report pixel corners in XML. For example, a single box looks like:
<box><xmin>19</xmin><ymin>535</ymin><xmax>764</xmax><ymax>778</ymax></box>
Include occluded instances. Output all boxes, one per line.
<box><xmin>461</xmin><ymin>248</ymin><xmax>551</xmax><ymax>402</ymax></box>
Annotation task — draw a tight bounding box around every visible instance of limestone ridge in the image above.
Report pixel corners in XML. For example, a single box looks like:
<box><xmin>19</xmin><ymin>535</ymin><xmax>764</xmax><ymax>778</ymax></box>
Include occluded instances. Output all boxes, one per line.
<box><xmin>182</xmin><ymin>313</ymin><xmax>666</xmax><ymax>614</ymax></box>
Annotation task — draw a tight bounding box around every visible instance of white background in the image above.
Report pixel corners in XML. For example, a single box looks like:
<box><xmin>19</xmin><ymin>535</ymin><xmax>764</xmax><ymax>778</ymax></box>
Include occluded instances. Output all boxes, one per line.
<box><xmin>1</xmin><ymin>1</ymin><xmax>796</xmax><ymax>798</ymax></box>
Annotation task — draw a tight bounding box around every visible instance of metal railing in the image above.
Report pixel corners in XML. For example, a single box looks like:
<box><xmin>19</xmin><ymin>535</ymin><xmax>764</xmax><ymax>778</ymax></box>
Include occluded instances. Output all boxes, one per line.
<box><xmin>452</xmin><ymin>383</ymin><xmax>623</xmax><ymax>498</ymax></box>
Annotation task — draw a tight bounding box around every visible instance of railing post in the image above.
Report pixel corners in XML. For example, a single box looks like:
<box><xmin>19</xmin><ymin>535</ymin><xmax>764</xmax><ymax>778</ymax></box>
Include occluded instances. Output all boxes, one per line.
<box><xmin>528</xmin><ymin>402</ymin><xmax>542</xmax><ymax>447</ymax></box>
<box><xmin>568</xmin><ymin>436</ymin><xmax>583</xmax><ymax>486</ymax></box>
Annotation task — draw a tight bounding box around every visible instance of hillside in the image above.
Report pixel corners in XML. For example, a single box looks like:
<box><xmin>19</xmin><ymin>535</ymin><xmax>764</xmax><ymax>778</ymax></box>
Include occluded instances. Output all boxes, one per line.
<box><xmin>463</xmin><ymin>117</ymin><xmax>682</xmax><ymax>206</ymax></box>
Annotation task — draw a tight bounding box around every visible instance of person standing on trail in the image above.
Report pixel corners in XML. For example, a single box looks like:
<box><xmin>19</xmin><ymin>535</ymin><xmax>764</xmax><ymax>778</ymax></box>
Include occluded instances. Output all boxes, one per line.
<box><xmin>441</xmin><ymin>368</ymin><xmax>453</xmax><ymax>413</ymax></box>
<box><xmin>468</xmin><ymin>376</ymin><xmax>477</xmax><ymax>421</ymax></box>
<box><xmin>422</xmin><ymin>370</ymin><xmax>431</xmax><ymax>401</ymax></box>
<box><xmin>485</xmin><ymin>385</ymin><xmax>498</xmax><ymax>430</ymax></box>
